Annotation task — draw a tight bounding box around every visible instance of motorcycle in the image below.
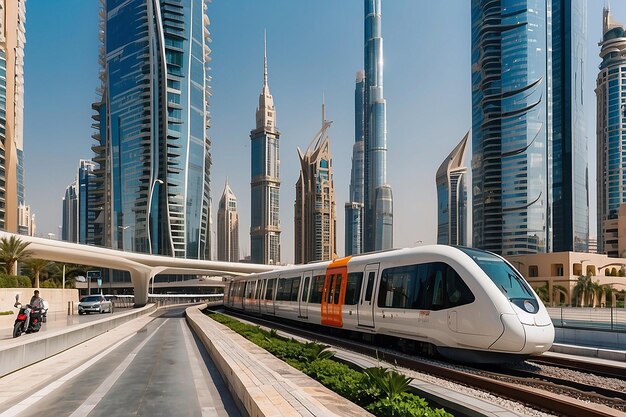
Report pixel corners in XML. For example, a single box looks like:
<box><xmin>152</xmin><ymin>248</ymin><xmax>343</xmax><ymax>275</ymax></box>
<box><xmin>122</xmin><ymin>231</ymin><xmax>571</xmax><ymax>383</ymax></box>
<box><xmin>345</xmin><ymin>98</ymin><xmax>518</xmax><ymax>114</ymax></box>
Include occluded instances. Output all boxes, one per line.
<box><xmin>12</xmin><ymin>294</ymin><xmax>44</xmax><ymax>338</ymax></box>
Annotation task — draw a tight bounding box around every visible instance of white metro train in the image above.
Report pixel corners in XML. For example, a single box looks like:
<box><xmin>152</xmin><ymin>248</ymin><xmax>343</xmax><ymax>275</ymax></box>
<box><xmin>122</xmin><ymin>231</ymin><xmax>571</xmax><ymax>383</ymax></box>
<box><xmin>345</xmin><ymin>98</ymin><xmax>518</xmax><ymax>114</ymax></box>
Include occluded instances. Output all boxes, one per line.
<box><xmin>224</xmin><ymin>245</ymin><xmax>554</xmax><ymax>363</ymax></box>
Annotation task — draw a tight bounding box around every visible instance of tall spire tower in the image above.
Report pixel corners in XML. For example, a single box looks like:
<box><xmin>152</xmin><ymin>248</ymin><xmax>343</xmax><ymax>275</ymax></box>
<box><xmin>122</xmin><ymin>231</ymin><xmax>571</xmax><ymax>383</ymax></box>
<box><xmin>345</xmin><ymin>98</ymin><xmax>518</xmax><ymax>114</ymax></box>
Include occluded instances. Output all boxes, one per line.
<box><xmin>250</xmin><ymin>32</ymin><xmax>281</xmax><ymax>264</ymax></box>
<box><xmin>362</xmin><ymin>0</ymin><xmax>393</xmax><ymax>252</ymax></box>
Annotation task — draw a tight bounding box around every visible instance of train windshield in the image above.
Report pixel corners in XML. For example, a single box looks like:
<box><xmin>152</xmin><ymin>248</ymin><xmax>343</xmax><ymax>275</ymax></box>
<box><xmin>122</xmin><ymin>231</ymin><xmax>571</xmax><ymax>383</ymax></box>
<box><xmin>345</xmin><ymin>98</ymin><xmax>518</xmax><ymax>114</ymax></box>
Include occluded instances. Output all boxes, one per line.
<box><xmin>458</xmin><ymin>247</ymin><xmax>535</xmax><ymax>301</ymax></box>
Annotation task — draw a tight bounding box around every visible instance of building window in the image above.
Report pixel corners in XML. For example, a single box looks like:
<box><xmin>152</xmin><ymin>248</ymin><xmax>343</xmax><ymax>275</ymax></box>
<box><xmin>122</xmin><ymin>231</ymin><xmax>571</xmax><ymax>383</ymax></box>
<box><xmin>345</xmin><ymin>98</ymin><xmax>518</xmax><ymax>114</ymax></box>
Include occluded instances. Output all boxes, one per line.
<box><xmin>552</xmin><ymin>264</ymin><xmax>564</xmax><ymax>277</ymax></box>
<box><xmin>528</xmin><ymin>265</ymin><xmax>538</xmax><ymax>277</ymax></box>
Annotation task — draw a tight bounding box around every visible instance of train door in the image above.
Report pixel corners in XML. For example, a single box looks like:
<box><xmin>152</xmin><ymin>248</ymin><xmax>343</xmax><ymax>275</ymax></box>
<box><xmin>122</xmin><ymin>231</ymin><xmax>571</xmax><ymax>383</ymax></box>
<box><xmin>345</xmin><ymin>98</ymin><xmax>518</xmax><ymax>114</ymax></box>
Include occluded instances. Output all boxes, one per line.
<box><xmin>321</xmin><ymin>257</ymin><xmax>351</xmax><ymax>327</ymax></box>
<box><xmin>358</xmin><ymin>263</ymin><xmax>379</xmax><ymax>327</ymax></box>
<box><xmin>299</xmin><ymin>271</ymin><xmax>312</xmax><ymax>319</ymax></box>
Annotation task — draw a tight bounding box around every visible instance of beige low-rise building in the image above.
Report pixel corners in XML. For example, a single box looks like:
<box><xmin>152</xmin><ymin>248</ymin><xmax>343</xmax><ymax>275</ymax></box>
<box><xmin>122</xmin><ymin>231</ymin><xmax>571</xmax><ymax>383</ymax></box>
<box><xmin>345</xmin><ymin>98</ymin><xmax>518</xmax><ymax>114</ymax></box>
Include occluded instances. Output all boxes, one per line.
<box><xmin>505</xmin><ymin>252</ymin><xmax>626</xmax><ymax>307</ymax></box>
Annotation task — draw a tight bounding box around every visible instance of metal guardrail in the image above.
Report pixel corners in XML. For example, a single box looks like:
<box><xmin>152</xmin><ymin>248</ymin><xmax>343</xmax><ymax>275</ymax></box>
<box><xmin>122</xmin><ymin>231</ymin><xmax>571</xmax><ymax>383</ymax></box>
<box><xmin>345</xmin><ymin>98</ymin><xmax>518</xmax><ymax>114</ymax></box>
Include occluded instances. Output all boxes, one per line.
<box><xmin>106</xmin><ymin>293</ymin><xmax>224</xmax><ymax>308</ymax></box>
<box><xmin>547</xmin><ymin>307</ymin><xmax>626</xmax><ymax>331</ymax></box>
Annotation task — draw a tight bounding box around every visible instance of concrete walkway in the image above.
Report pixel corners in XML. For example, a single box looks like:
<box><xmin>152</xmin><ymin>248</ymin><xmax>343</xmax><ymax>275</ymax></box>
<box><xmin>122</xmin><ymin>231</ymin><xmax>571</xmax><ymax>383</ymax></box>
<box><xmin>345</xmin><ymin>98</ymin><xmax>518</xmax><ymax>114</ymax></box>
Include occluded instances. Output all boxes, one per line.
<box><xmin>0</xmin><ymin>306</ymin><xmax>241</xmax><ymax>417</ymax></box>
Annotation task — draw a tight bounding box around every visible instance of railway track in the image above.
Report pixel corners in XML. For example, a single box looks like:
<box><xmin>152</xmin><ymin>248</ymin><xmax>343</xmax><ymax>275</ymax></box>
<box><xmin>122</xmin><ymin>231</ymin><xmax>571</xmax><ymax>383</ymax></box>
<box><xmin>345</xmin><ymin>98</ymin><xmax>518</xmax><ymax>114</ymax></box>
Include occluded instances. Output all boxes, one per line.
<box><xmin>527</xmin><ymin>355</ymin><xmax>626</xmax><ymax>381</ymax></box>
<box><xmin>218</xmin><ymin>309</ymin><xmax>626</xmax><ymax>417</ymax></box>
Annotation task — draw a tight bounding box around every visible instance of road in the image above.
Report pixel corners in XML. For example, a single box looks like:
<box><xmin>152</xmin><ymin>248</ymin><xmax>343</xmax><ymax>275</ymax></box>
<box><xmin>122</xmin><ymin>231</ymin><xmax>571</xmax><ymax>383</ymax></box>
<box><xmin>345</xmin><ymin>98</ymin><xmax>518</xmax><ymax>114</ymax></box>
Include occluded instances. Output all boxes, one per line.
<box><xmin>0</xmin><ymin>307</ymin><xmax>241</xmax><ymax>417</ymax></box>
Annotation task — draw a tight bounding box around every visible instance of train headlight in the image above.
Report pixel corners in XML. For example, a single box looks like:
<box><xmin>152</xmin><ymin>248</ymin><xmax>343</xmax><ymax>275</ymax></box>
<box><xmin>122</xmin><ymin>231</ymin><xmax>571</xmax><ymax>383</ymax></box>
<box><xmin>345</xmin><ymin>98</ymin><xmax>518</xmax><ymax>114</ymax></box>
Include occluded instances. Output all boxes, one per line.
<box><xmin>523</xmin><ymin>300</ymin><xmax>536</xmax><ymax>313</ymax></box>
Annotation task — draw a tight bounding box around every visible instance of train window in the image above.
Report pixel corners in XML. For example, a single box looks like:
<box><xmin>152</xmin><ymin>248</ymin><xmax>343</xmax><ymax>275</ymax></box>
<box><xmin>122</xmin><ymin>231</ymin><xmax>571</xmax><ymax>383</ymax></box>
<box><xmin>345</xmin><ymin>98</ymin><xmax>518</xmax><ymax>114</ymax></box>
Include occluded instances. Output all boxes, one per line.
<box><xmin>255</xmin><ymin>281</ymin><xmax>263</xmax><ymax>299</ymax></box>
<box><xmin>458</xmin><ymin>247</ymin><xmax>534</xmax><ymax>301</ymax></box>
<box><xmin>378</xmin><ymin>263</ymin><xmax>474</xmax><ymax>310</ymax></box>
<box><xmin>345</xmin><ymin>272</ymin><xmax>363</xmax><ymax>305</ymax></box>
<box><xmin>446</xmin><ymin>268</ymin><xmax>474</xmax><ymax>307</ymax></box>
<box><xmin>364</xmin><ymin>271</ymin><xmax>376</xmax><ymax>302</ymax></box>
<box><xmin>265</xmin><ymin>278</ymin><xmax>276</xmax><ymax>300</ymax></box>
<box><xmin>276</xmin><ymin>277</ymin><xmax>300</xmax><ymax>301</ymax></box>
<box><xmin>327</xmin><ymin>275</ymin><xmax>335</xmax><ymax>303</ymax></box>
<box><xmin>301</xmin><ymin>276</ymin><xmax>310</xmax><ymax>302</ymax></box>
<box><xmin>333</xmin><ymin>275</ymin><xmax>342</xmax><ymax>304</ymax></box>
<box><xmin>378</xmin><ymin>265</ymin><xmax>418</xmax><ymax>309</ymax></box>
<box><xmin>245</xmin><ymin>281</ymin><xmax>255</xmax><ymax>299</ymax></box>
<box><xmin>432</xmin><ymin>272</ymin><xmax>444</xmax><ymax>308</ymax></box>
<box><xmin>291</xmin><ymin>278</ymin><xmax>301</xmax><ymax>302</ymax></box>
<box><xmin>276</xmin><ymin>279</ymin><xmax>288</xmax><ymax>301</ymax></box>
<box><xmin>309</xmin><ymin>275</ymin><xmax>325</xmax><ymax>303</ymax></box>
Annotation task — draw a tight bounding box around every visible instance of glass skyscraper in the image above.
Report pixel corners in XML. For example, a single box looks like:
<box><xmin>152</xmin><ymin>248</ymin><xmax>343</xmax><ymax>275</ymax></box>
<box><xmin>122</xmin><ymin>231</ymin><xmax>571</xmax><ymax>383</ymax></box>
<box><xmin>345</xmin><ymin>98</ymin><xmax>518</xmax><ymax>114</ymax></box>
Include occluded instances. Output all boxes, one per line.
<box><xmin>362</xmin><ymin>0</ymin><xmax>393</xmax><ymax>253</ymax></box>
<box><xmin>250</xmin><ymin>36</ymin><xmax>281</xmax><ymax>265</ymax></box>
<box><xmin>472</xmin><ymin>1</ymin><xmax>587</xmax><ymax>256</ymax></box>
<box><xmin>62</xmin><ymin>160</ymin><xmax>97</xmax><ymax>244</ymax></box>
<box><xmin>436</xmin><ymin>132</ymin><xmax>469</xmax><ymax>246</ymax></box>
<box><xmin>345</xmin><ymin>70</ymin><xmax>365</xmax><ymax>256</ymax></box>
<box><xmin>295</xmin><ymin>103</ymin><xmax>336</xmax><ymax>264</ymax></box>
<box><xmin>552</xmin><ymin>0</ymin><xmax>589</xmax><ymax>253</ymax></box>
<box><xmin>91</xmin><ymin>0</ymin><xmax>212</xmax><ymax>259</ymax></box>
<box><xmin>597</xmin><ymin>8</ymin><xmax>626</xmax><ymax>256</ymax></box>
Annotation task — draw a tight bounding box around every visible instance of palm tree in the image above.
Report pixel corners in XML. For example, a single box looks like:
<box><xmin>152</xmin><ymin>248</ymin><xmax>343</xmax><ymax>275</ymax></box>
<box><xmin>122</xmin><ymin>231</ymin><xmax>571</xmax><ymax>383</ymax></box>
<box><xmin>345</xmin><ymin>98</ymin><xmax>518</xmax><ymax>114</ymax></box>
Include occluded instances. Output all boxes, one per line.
<box><xmin>535</xmin><ymin>284</ymin><xmax>549</xmax><ymax>304</ymax></box>
<box><xmin>596</xmin><ymin>284</ymin><xmax>615</xmax><ymax>307</ymax></box>
<box><xmin>0</xmin><ymin>236</ymin><xmax>31</xmax><ymax>275</ymax></box>
<box><xmin>573</xmin><ymin>275</ymin><xmax>593</xmax><ymax>307</ymax></box>
<box><xmin>24</xmin><ymin>258</ymin><xmax>52</xmax><ymax>288</ymax></box>
<box><xmin>47</xmin><ymin>263</ymin><xmax>94</xmax><ymax>288</ymax></box>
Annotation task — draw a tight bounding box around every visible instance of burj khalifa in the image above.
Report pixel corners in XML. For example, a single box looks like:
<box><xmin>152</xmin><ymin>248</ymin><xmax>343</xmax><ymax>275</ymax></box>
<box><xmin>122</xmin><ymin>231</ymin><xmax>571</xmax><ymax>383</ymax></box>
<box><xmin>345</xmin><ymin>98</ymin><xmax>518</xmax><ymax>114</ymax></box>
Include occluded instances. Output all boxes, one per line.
<box><xmin>362</xmin><ymin>0</ymin><xmax>393</xmax><ymax>252</ymax></box>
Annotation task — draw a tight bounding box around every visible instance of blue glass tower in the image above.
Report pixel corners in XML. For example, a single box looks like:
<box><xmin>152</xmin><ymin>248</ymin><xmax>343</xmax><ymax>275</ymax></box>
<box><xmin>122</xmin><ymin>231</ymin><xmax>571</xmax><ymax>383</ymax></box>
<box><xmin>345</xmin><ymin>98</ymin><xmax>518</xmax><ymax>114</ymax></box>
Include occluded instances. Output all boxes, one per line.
<box><xmin>551</xmin><ymin>0</ymin><xmax>588</xmax><ymax>253</ymax></box>
<box><xmin>91</xmin><ymin>0</ymin><xmax>212</xmax><ymax>259</ymax></box>
<box><xmin>363</xmin><ymin>0</ymin><xmax>393</xmax><ymax>253</ymax></box>
<box><xmin>471</xmin><ymin>0</ymin><xmax>550</xmax><ymax>255</ymax></box>
<box><xmin>345</xmin><ymin>70</ymin><xmax>365</xmax><ymax>256</ymax></box>
<box><xmin>250</xmin><ymin>35</ymin><xmax>281</xmax><ymax>265</ymax></box>
<box><xmin>597</xmin><ymin>8</ymin><xmax>626</xmax><ymax>255</ymax></box>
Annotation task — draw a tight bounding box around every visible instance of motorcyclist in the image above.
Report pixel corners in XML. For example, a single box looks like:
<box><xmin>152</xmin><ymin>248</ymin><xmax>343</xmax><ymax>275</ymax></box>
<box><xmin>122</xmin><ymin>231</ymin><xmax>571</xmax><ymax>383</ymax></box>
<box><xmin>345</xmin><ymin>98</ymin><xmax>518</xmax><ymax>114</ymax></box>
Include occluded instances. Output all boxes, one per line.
<box><xmin>23</xmin><ymin>290</ymin><xmax>44</xmax><ymax>332</ymax></box>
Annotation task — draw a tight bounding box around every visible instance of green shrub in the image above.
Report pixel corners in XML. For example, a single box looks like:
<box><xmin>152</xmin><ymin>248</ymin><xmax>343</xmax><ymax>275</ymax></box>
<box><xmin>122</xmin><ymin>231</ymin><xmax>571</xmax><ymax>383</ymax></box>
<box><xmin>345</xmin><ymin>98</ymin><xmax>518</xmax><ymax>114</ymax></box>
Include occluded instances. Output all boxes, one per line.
<box><xmin>208</xmin><ymin>312</ymin><xmax>453</xmax><ymax>416</ymax></box>
<box><xmin>40</xmin><ymin>280</ymin><xmax>59</xmax><ymax>288</ymax></box>
<box><xmin>0</xmin><ymin>274</ymin><xmax>31</xmax><ymax>288</ymax></box>
<box><xmin>0</xmin><ymin>310</ymin><xmax>14</xmax><ymax>315</ymax></box>
<box><xmin>366</xmin><ymin>392</ymin><xmax>452</xmax><ymax>417</ymax></box>
<box><xmin>16</xmin><ymin>275</ymin><xmax>31</xmax><ymax>288</ymax></box>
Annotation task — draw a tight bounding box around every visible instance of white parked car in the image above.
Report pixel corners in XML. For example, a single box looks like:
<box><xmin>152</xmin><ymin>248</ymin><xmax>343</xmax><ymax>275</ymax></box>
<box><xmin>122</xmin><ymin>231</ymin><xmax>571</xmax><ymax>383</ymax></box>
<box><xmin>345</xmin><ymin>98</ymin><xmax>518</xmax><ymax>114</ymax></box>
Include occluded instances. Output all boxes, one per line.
<box><xmin>78</xmin><ymin>295</ymin><xmax>113</xmax><ymax>315</ymax></box>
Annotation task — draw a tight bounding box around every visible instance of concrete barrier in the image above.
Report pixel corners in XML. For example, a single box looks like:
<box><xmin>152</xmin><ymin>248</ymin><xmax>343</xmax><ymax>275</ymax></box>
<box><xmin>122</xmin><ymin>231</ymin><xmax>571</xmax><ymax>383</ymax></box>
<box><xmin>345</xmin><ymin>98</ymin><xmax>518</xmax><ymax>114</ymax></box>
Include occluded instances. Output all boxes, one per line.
<box><xmin>0</xmin><ymin>304</ymin><xmax>156</xmax><ymax>377</ymax></box>
<box><xmin>185</xmin><ymin>306</ymin><xmax>373</xmax><ymax>417</ymax></box>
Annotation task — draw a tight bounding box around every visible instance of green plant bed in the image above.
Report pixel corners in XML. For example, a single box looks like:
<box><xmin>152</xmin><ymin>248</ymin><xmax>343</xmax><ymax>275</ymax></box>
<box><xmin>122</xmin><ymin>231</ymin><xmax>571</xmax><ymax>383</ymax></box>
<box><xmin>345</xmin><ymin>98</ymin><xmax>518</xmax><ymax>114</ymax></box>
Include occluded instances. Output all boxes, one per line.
<box><xmin>0</xmin><ymin>310</ymin><xmax>14</xmax><ymax>315</ymax></box>
<box><xmin>209</xmin><ymin>312</ymin><xmax>453</xmax><ymax>417</ymax></box>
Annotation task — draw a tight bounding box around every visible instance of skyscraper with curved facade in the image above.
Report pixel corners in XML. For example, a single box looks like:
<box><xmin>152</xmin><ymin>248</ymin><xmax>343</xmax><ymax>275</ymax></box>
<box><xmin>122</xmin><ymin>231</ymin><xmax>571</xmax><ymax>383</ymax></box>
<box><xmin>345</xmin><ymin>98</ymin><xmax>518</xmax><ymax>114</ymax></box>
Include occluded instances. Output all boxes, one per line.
<box><xmin>436</xmin><ymin>132</ymin><xmax>468</xmax><ymax>246</ymax></box>
<box><xmin>91</xmin><ymin>0</ymin><xmax>212</xmax><ymax>259</ymax></box>
<box><xmin>250</xmin><ymin>36</ymin><xmax>281</xmax><ymax>265</ymax></box>
<box><xmin>295</xmin><ymin>102</ymin><xmax>336</xmax><ymax>264</ymax></box>
<box><xmin>597</xmin><ymin>8</ymin><xmax>626</xmax><ymax>256</ymax></box>
<box><xmin>362</xmin><ymin>0</ymin><xmax>393</xmax><ymax>253</ymax></box>
<box><xmin>471</xmin><ymin>0</ymin><xmax>588</xmax><ymax>256</ymax></box>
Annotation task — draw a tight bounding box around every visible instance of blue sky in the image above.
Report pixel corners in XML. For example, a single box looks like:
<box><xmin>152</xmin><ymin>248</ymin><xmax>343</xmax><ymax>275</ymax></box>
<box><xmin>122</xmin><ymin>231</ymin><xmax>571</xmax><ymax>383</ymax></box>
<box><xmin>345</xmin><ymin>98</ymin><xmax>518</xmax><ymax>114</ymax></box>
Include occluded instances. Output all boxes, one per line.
<box><xmin>23</xmin><ymin>1</ymin><xmax>626</xmax><ymax>263</ymax></box>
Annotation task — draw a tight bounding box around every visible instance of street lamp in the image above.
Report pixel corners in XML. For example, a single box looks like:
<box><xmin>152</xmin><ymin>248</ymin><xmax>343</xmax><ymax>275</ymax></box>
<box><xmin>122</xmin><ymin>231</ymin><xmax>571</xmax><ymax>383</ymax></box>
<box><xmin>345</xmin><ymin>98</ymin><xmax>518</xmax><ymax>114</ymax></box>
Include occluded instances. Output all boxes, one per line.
<box><xmin>118</xmin><ymin>225</ymin><xmax>132</xmax><ymax>251</ymax></box>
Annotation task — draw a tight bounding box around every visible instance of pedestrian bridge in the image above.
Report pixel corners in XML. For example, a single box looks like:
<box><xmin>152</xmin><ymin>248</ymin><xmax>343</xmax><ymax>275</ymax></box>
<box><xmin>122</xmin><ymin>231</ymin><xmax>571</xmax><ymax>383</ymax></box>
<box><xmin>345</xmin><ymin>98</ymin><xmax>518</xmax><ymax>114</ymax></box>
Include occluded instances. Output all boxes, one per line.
<box><xmin>0</xmin><ymin>231</ymin><xmax>278</xmax><ymax>306</ymax></box>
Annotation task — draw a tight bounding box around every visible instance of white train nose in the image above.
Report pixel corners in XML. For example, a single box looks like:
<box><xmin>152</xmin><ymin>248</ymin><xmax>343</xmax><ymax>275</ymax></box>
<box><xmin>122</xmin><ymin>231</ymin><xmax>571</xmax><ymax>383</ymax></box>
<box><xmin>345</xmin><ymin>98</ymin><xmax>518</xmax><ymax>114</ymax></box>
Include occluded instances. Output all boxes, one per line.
<box><xmin>489</xmin><ymin>313</ymin><xmax>526</xmax><ymax>352</ymax></box>
<box><xmin>489</xmin><ymin>313</ymin><xmax>555</xmax><ymax>354</ymax></box>
<box><xmin>521</xmin><ymin>322</ymin><xmax>555</xmax><ymax>354</ymax></box>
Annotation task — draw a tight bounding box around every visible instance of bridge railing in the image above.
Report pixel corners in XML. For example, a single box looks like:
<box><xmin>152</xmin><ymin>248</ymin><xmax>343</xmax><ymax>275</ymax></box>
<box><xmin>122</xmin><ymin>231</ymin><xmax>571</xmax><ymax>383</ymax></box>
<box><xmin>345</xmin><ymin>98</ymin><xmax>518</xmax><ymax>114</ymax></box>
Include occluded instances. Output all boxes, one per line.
<box><xmin>547</xmin><ymin>307</ymin><xmax>626</xmax><ymax>332</ymax></box>
<box><xmin>105</xmin><ymin>294</ymin><xmax>224</xmax><ymax>308</ymax></box>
